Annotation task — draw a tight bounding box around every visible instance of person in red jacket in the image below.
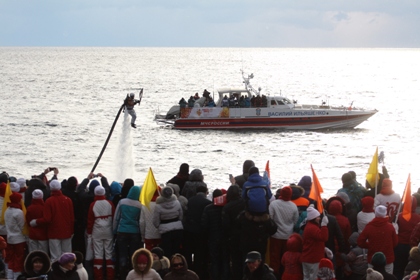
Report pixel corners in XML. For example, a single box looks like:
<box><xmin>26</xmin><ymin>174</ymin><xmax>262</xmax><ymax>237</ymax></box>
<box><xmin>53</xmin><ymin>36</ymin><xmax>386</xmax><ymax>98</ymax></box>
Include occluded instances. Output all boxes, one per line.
<box><xmin>281</xmin><ymin>233</ymin><xmax>303</xmax><ymax>280</ymax></box>
<box><xmin>30</xmin><ymin>179</ymin><xmax>74</xmax><ymax>263</ymax></box>
<box><xmin>357</xmin><ymin>205</ymin><xmax>398</xmax><ymax>275</ymax></box>
<box><xmin>26</xmin><ymin>189</ymin><xmax>48</xmax><ymax>253</ymax></box>
<box><xmin>394</xmin><ymin>196</ymin><xmax>420</xmax><ymax>279</ymax></box>
<box><xmin>301</xmin><ymin>206</ymin><xmax>329</xmax><ymax>280</ymax></box>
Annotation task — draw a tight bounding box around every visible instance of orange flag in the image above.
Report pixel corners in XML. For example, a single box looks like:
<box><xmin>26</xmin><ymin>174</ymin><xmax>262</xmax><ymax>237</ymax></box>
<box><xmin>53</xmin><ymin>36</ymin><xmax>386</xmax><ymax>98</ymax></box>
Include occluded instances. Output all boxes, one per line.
<box><xmin>263</xmin><ymin>160</ymin><xmax>270</xmax><ymax>188</ymax></box>
<box><xmin>402</xmin><ymin>174</ymin><xmax>412</xmax><ymax>221</ymax></box>
<box><xmin>309</xmin><ymin>164</ymin><xmax>324</xmax><ymax>213</ymax></box>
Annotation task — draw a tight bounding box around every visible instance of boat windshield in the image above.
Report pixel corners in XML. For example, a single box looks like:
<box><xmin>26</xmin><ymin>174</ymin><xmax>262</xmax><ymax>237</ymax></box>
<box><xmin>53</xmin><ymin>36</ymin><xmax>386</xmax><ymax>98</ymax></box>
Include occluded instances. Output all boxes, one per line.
<box><xmin>274</xmin><ymin>97</ymin><xmax>293</xmax><ymax>105</ymax></box>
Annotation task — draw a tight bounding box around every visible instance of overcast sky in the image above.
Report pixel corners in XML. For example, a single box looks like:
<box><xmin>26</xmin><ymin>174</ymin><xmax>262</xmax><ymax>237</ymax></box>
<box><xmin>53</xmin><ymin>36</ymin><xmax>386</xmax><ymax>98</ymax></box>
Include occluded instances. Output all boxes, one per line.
<box><xmin>1</xmin><ymin>0</ymin><xmax>419</xmax><ymax>48</ymax></box>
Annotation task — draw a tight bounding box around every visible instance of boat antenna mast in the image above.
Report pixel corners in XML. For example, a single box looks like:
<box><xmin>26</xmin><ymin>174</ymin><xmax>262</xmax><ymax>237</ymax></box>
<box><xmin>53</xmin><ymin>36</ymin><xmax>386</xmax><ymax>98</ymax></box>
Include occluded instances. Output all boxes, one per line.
<box><xmin>241</xmin><ymin>69</ymin><xmax>261</xmax><ymax>96</ymax></box>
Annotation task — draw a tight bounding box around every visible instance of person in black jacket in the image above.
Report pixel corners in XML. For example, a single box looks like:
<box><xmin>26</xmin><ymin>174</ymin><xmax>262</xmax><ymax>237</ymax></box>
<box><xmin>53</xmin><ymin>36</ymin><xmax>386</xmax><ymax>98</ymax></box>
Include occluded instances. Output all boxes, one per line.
<box><xmin>242</xmin><ymin>251</ymin><xmax>276</xmax><ymax>280</ymax></box>
<box><xmin>183</xmin><ymin>185</ymin><xmax>211</xmax><ymax>280</ymax></box>
<box><xmin>17</xmin><ymin>250</ymin><xmax>51</xmax><ymax>280</ymax></box>
<box><xmin>234</xmin><ymin>160</ymin><xmax>255</xmax><ymax>189</ymax></box>
<box><xmin>48</xmin><ymin>252</ymin><xmax>80</xmax><ymax>280</ymax></box>
<box><xmin>237</xmin><ymin>210</ymin><xmax>277</xmax><ymax>264</ymax></box>
<box><xmin>202</xmin><ymin>189</ymin><xmax>229</xmax><ymax>280</ymax></box>
<box><xmin>222</xmin><ymin>184</ymin><xmax>245</xmax><ymax>280</ymax></box>
<box><xmin>166</xmin><ymin>163</ymin><xmax>189</xmax><ymax>193</ymax></box>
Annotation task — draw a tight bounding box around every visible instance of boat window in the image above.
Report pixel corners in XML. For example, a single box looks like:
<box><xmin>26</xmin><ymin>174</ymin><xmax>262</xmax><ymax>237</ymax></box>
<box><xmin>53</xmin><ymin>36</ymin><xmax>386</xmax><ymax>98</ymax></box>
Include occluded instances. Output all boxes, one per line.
<box><xmin>271</xmin><ymin>100</ymin><xmax>276</xmax><ymax>105</ymax></box>
<box><xmin>276</xmin><ymin>99</ymin><xmax>285</xmax><ymax>105</ymax></box>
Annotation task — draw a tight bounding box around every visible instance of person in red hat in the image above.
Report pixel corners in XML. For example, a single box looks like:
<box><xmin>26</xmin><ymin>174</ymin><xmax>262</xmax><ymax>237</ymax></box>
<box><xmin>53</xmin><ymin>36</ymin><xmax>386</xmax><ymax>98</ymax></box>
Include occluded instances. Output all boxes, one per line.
<box><xmin>317</xmin><ymin>258</ymin><xmax>336</xmax><ymax>280</ymax></box>
<box><xmin>268</xmin><ymin>186</ymin><xmax>299</xmax><ymax>278</ymax></box>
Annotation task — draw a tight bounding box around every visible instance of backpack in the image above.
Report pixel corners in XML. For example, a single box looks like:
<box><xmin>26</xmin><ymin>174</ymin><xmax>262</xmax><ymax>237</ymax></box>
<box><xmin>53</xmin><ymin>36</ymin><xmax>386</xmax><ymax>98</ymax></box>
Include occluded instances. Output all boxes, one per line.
<box><xmin>243</xmin><ymin>185</ymin><xmax>270</xmax><ymax>214</ymax></box>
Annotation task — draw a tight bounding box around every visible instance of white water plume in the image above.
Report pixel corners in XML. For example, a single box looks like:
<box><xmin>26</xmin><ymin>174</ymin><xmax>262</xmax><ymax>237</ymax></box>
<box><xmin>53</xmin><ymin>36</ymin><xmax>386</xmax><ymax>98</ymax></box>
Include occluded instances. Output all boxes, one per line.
<box><xmin>113</xmin><ymin>110</ymin><xmax>135</xmax><ymax>182</ymax></box>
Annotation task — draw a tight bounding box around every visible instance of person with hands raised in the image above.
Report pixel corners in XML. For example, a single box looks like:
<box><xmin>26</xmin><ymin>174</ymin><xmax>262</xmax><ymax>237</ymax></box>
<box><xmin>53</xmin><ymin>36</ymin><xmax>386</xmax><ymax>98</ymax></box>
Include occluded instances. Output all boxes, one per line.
<box><xmin>301</xmin><ymin>206</ymin><xmax>329</xmax><ymax>280</ymax></box>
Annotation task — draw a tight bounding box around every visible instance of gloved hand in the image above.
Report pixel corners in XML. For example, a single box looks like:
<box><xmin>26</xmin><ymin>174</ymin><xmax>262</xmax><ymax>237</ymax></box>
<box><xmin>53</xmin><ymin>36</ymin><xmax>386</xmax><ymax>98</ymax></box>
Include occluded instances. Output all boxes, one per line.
<box><xmin>30</xmin><ymin>219</ymin><xmax>37</xmax><ymax>227</ymax></box>
<box><xmin>321</xmin><ymin>215</ymin><xmax>329</xmax><ymax>226</ymax></box>
<box><xmin>325</xmin><ymin>247</ymin><xmax>333</xmax><ymax>260</ymax></box>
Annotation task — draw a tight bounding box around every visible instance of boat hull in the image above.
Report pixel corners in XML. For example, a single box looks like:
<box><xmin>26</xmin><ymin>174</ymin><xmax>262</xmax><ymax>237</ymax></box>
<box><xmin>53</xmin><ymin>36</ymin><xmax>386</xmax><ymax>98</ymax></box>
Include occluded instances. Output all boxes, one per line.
<box><xmin>172</xmin><ymin>108</ymin><xmax>377</xmax><ymax>130</ymax></box>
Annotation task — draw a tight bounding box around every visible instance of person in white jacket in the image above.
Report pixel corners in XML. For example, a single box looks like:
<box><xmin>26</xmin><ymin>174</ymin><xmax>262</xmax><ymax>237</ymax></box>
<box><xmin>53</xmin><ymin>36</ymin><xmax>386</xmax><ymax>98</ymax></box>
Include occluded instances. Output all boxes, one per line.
<box><xmin>140</xmin><ymin>188</ymin><xmax>161</xmax><ymax>250</ymax></box>
<box><xmin>374</xmin><ymin>178</ymin><xmax>401</xmax><ymax>221</ymax></box>
<box><xmin>268</xmin><ymin>186</ymin><xmax>299</xmax><ymax>277</ymax></box>
<box><xmin>4</xmin><ymin>192</ymin><xmax>27</xmax><ymax>279</ymax></box>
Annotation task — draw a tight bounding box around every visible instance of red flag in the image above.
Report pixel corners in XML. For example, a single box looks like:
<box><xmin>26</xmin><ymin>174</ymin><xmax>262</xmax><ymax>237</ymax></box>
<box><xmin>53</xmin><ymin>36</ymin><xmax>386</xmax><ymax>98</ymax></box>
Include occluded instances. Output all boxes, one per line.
<box><xmin>402</xmin><ymin>174</ymin><xmax>412</xmax><ymax>221</ymax></box>
<box><xmin>309</xmin><ymin>164</ymin><xmax>324</xmax><ymax>213</ymax></box>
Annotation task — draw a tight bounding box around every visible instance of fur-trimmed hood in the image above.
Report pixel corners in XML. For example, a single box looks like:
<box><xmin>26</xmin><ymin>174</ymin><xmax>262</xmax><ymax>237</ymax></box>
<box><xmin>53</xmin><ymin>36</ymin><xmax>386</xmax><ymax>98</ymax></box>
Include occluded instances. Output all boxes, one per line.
<box><xmin>156</xmin><ymin>193</ymin><xmax>177</xmax><ymax>205</ymax></box>
<box><xmin>409</xmin><ymin>246</ymin><xmax>420</xmax><ymax>263</ymax></box>
<box><xmin>23</xmin><ymin>250</ymin><xmax>51</xmax><ymax>276</ymax></box>
<box><xmin>131</xmin><ymin>248</ymin><xmax>153</xmax><ymax>275</ymax></box>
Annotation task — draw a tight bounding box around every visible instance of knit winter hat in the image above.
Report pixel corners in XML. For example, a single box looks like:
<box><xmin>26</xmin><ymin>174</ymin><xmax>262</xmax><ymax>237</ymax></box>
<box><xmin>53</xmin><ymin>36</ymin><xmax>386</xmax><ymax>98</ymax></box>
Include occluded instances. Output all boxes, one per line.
<box><xmin>10</xmin><ymin>182</ymin><xmax>20</xmax><ymax>192</ymax></box>
<box><xmin>362</xmin><ymin>196</ymin><xmax>375</xmax><ymax>212</ymax></box>
<box><xmin>151</xmin><ymin>247</ymin><xmax>164</xmax><ymax>260</ymax></box>
<box><xmin>137</xmin><ymin>254</ymin><xmax>148</xmax><ymax>264</ymax></box>
<box><xmin>366</xmin><ymin>268</ymin><xmax>384</xmax><ymax>280</ymax></box>
<box><xmin>348</xmin><ymin>232</ymin><xmax>359</xmax><ymax>247</ymax></box>
<box><xmin>371</xmin><ymin>252</ymin><xmax>386</xmax><ymax>267</ymax></box>
<box><xmin>380</xmin><ymin>178</ymin><xmax>393</xmax><ymax>195</ymax></box>
<box><xmin>32</xmin><ymin>189</ymin><xmax>44</xmax><ymax>200</ymax></box>
<box><xmin>94</xmin><ymin>186</ymin><xmax>105</xmax><ymax>196</ymax></box>
<box><xmin>189</xmin><ymin>169</ymin><xmax>204</xmax><ymax>181</ymax></box>
<box><xmin>50</xmin><ymin>180</ymin><xmax>61</xmax><ymax>191</ymax></box>
<box><xmin>248</xmin><ymin>166</ymin><xmax>259</xmax><ymax>176</ymax></box>
<box><xmin>280</xmin><ymin>186</ymin><xmax>292</xmax><ymax>201</ymax></box>
<box><xmin>59</xmin><ymin>253</ymin><xmax>76</xmax><ymax>265</ymax></box>
<box><xmin>319</xmin><ymin>258</ymin><xmax>334</xmax><ymax>270</ymax></box>
<box><xmin>9</xmin><ymin>192</ymin><xmax>22</xmax><ymax>204</ymax></box>
<box><xmin>16</xmin><ymin>178</ymin><xmax>26</xmax><ymax>189</ymax></box>
<box><xmin>88</xmin><ymin>179</ymin><xmax>100</xmax><ymax>193</ymax></box>
<box><xmin>306</xmin><ymin>206</ymin><xmax>320</xmax><ymax>221</ymax></box>
<box><xmin>161</xmin><ymin>186</ymin><xmax>173</xmax><ymax>199</ymax></box>
<box><xmin>291</xmin><ymin>184</ymin><xmax>305</xmax><ymax>200</ymax></box>
<box><xmin>375</xmin><ymin>205</ymin><xmax>387</xmax><ymax>218</ymax></box>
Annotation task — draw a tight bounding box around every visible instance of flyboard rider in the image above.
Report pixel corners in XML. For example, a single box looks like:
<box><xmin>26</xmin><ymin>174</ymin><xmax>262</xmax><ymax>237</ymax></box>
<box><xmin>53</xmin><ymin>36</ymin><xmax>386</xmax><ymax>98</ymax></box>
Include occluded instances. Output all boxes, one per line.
<box><xmin>124</xmin><ymin>89</ymin><xmax>143</xmax><ymax>128</ymax></box>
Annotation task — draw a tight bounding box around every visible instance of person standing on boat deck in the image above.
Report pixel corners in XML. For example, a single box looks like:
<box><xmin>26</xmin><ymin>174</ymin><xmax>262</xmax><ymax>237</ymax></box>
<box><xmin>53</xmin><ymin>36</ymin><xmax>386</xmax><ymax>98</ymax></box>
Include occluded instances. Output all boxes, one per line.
<box><xmin>187</xmin><ymin>96</ymin><xmax>195</xmax><ymax>107</ymax></box>
<box><xmin>222</xmin><ymin>95</ymin><xmax>229</xmax><ymax>107</ymax></box>
<box><xmin>124</xmin><ymin>92</ymin><xmax>140</xmax><ymax>128</ymax></box>
<box><xmin>179</xmin><ymin>98</ymin><xmax>187</xmax><ymax>109</ymax></box>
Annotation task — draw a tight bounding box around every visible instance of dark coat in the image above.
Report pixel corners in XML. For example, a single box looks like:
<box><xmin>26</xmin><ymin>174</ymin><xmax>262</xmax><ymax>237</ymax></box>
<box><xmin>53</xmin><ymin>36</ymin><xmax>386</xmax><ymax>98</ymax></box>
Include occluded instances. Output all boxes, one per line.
<box><xmin>184</xmin><ymin>193</ymin><xmax>211</xmax><ymax>233</ymax></box>
<box><xmin>48</xmin><ymin>261</ymin><xmax>81</xmax><ymax>280</ymax></box>
<box><xmin>222</xmin><ymin>195</ymin><xmax>245</xmax><ymax>239</ymax></box>
<box><xmin>242</xmin><ymin>263</ymin><xmax>276</xmax><ymax>280</ymax></box>
<box><xmin>237</xmin><ymin>211</ymin><xmax>277</xmax><ymax>258</ymax></box>
<box><xmin>202</xmin><ymin>203</ymin><xmax>224</xmax><ymax>244</ymax></box>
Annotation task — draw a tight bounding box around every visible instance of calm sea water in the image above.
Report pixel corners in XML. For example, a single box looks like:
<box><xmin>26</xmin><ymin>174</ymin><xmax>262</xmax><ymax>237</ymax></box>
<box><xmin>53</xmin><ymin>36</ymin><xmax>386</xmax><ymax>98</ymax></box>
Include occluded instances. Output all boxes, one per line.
<box><xmin>1</xmin><ymin>47</ymin><xmax>420</xmax><ymax>197</ymax></box>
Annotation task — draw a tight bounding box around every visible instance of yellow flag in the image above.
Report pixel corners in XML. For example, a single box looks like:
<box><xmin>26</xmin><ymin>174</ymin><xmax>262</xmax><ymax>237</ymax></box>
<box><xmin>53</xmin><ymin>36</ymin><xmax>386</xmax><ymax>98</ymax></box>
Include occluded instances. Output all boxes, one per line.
<box><xmin>0</xmin><ymin>182</ymin><xmax>12</xmax><ymax>225</ymax></box>
<box><xmin>366</xmin><ymin>147</ymin><xmax>379</xmax><ymax>189</ymax></box>
<box><xmin>0</xmin><ymin>181</ymin><xmax>28</xmax><ymax>235</ymax></box>
<box><xmin>309</xmin><ymin>164</ymin><xmax>324</xmax><ymax>213</ymax></box>
<box><xmin>140</xmin><ymin>168</ymin><xmax>158</xmax><ymax>209</ymax></box>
